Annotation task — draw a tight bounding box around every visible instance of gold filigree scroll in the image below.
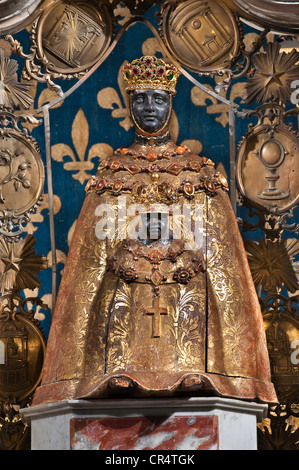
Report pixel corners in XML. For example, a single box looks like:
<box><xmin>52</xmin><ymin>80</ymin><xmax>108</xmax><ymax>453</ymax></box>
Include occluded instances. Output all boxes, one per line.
<box><xmin>6</xmin><ymin>1</ymin><xmax>113</xmax><ymax>94</ymax></box>
<box><xmin>171</xmin><ymin>285</ymin><xmax>205</xmax><ymax>369</ymax></box>
<box><xmin>25</xmin><ymin>193</ymin><xmax>61</xmax><ymax>235</ymax></box>
<box><xmin>0</xmin><ymin>38</ymin><xmax>47</xmax><ymax>449</ymax></box>
<box><xmin>0</xmin><ymin>40</ymin><xmax>45</xmax><ymax>131</ymax></box>
<box><xmin>206</xmin><ymin>194</ymin><xmax>254</xmax><ymax>375</ymax></box>
<box><xmin>0</xmin><ymin>48</ymin><xmax>43</xmax><ymax>235</ymax></box>
<box><xmin>106</xmin><ymin>281</ymin><xmax>134</xmax><ymax>372</ymax></box>
<box><xmin>51</xmin><ymin>108</ymin><xmax>113</xmax><ymax>184</ymax></box>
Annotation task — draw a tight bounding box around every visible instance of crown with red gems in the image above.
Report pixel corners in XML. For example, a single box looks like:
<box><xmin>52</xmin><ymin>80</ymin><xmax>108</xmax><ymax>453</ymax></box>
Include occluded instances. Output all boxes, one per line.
<box><xmin>123</xmin><ymin>56</ymin><xmax>180</xmax><ymax>95</ymax></box>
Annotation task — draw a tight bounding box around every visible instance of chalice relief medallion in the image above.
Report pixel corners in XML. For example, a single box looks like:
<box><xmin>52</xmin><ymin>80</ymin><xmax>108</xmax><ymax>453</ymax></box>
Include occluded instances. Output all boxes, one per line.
<box><xmin>236</xmin><ymin>125</ymin><xmax>299</xmax><ymax>212</ymax></box>
<box><xmin>238</xmin><ymin>42</ymin><xmax>299</xmax><ymax>211</ymax></box>
<box><xmin>256</xmin><ymin>134</ymin><xmax>289</xmax><ymax>201</ymax></box>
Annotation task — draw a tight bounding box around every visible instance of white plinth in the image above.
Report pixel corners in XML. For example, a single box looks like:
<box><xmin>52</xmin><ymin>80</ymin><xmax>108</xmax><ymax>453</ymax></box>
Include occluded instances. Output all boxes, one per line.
<box><xmin>21</xmin><ymin>397</ymin><xmax>267</xmax><ymax>451</ymax></box>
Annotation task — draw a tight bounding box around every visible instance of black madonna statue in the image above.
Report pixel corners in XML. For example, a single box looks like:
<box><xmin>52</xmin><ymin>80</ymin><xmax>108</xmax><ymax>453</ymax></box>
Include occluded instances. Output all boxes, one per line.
<box><xmin>33</xmin><ymin>56</ymin><xmax>277</xmax><ymax>405</ymax></box>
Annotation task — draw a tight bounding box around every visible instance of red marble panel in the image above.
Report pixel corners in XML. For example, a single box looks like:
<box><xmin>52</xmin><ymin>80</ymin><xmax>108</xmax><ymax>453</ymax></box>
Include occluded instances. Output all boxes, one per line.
<box><xmin>70</xmin><ymin>415</ymin><xmax>219</xmax><ymax>450</ymax></box>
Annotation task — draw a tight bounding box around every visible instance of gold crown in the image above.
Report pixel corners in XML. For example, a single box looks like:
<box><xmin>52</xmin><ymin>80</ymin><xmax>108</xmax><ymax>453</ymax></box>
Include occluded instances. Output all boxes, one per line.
<box><xmin>123</xmin><ymin>56</ymin><xmax>180</xmax><ymax>95</ymax></box>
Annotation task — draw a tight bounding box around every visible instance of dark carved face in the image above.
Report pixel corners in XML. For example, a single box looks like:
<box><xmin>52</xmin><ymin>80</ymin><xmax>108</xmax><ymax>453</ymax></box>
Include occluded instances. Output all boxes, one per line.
<box><xmin>131</xmin><ymin>89</ymin><xmax>171</xmax><ymax>134</ymax></box>
<box><xmin>140</xmin><ymin>212</ymin><xmax>169</xmax><ymax>241</ymax></box>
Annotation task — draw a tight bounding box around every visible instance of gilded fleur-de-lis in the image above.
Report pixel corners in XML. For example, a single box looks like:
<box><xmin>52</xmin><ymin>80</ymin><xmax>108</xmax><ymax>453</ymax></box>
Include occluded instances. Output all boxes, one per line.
<box><xmin>51</xmin><ymin>108</ymin><xmax>113</xmax><ymax>184</ymax></box>
<box><xmin>25</xmin><ymin>193</ymin><xmax>62</xmax><ymax>234</ymax></box>
<box><xmin>191</xmin><ymin>78</ymin><xmax>246</xmax><ymax>128</ymax></box>
<box><xmin>97</xmin><ymin>61</ymin><xmax>132</xmax><ymax>132</ymax></box>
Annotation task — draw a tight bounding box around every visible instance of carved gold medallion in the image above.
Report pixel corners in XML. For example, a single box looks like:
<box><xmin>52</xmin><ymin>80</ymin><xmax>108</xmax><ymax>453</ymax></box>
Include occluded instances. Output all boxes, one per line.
<box><xmin>0</xmin><ymin>235</ymin><xmax>47</xmax><ymax>410</ymax></box>
<box><xmin>0</xmin><ymin>314</ymin><xmax>46</xmax><ymax>403</ymax></box>
<box><xmin>35</xmin><ymin>0</ymin><xmax>112</xmax><ymax>77</ymax></box>
<box><xmin>0</xmin><ymin>108</ymin><xmax>44</xmax><ymax>237</ymax></box>
<box><xmin>236</xmin><ymin>105</ymin><xmax>299</xmax><ymax>213</ymax></box>
<box><xmin>160</xmin><ymin>0</ymin><xmax>242</xmax><ymax>74</ymax></box>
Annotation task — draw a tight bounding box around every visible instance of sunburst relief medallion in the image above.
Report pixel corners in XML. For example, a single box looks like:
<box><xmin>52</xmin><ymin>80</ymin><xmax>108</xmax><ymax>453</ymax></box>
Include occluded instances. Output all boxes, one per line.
<box><xmin>243</xmin><ymin>42</ymin><xmax>299</xmax><ymax>104</ymax></box>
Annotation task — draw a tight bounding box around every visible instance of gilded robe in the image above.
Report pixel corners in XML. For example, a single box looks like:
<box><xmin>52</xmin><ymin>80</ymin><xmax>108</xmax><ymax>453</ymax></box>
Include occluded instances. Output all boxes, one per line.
<box><xmin>33</xmin><ymin>141</ymin><xmax>277</xmax><ymax>405</ymax></box>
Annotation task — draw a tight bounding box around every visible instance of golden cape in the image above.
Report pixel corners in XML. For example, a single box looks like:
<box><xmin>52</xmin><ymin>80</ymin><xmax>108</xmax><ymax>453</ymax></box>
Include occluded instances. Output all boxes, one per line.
<box><xmin>33</xmin><ymin>144</ymin><xmax>277</xmax><ymax>405</ymax></box>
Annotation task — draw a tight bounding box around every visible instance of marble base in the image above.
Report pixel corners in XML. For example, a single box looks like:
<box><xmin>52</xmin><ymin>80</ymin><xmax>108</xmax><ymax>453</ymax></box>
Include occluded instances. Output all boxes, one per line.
<box><xmin>20</xmin><ymin>397</ymin><xmax>268</xmax><ymax>450</ymax></box>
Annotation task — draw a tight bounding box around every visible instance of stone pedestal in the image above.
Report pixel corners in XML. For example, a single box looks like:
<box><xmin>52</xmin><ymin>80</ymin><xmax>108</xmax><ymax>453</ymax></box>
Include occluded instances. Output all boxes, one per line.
<box><xmin>20</xmin><ymin>397</ymin><xmax>267</xmax><ymax>450</ymax></box>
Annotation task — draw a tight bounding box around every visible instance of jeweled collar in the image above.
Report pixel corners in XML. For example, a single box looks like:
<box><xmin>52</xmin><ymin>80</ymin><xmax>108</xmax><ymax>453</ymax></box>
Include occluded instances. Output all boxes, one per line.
<box><xmin>134</xmin><ymin>130</ymin><xmax>171</xmax><ymax>147</ymax></box>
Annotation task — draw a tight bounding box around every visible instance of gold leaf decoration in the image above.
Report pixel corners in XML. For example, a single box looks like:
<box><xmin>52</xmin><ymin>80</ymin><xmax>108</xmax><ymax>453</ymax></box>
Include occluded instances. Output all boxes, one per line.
<box><xmin>25</xmin><ymin>193</ymin><xmax>62</xmax><ymax>235</ymax></box>
<box><xmin>180</xmin><ymin>139</ymin><xmax>202</xmax><ymax>155</ymax></box>
<box><xmin>243</xmin><ymin>42</ymin><xmax>299</xmax><ymax>104</ymax></box>
<box><xmin>246</xmin><ymin>238</ymin><xmax>299</xmax><ymax>294</ymax></box>
<box><xmin>169</xmin><ymin>111</ymin><xmax>179</xmax><ymax>143</ymax></box>
<box><xmin>215</xmin><ymin>162</ymin><xmax>228</xmax><ymax>181</ymax></box>
<box><xmin>191</xmin><ymin>80</ymin><xmax>246</xmax><ymax>128</ymax></box>
<box><xmin>97</xmin><ymin>61</ymin><xmax>132</xmax><ymax>132</ymax></box>
<box><xmin>37</xmin><ymin>88</ymin><xmax>64</xmax><ymax>110</ymax></box>
<box><xmin>51</xmin><ymin>108</ymin><xmax>113</xmax><ymax>184</ymax></box>
<box><xmin>0</xmin><ymin>48</ymin><xmax>33</xmax><ymax>109</ymax></box>
<box><xmin>23</xmin><ymin>287</ymin><xmax>51</xmax><ymax>321</ymax></box>
<box><xmin>72</xmin><ymin>108</ymin><xmax>89</xmax><ymax>163</ymax></box>
<box><xmin>0</xmin><ymin>235</ymin><xmax>48</xmax><ymax>294</ymax></box>
<box><xmin>142</xmin><ymin>37</ymin><xmax>165</xmax><ymax>58</ymax></box>
<box><xmin>113</xmin><ymin>4</ymin><xmax>133</xmax><ymax>26</ymax></box>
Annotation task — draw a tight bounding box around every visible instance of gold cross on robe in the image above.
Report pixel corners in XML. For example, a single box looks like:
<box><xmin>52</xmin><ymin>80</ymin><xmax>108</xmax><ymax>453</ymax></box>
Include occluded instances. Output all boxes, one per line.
<box><xmin>146</xmin><ymin>297</ymin><xmax>168</xmax><ymax>338</ymax></box>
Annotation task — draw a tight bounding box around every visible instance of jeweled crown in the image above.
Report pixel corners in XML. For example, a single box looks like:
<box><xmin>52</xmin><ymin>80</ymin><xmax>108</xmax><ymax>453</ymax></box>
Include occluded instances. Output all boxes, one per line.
<box><xmin>123</xmin><ymin>56</ymin><xmax>180</xmax><ymax>95</ymax></box>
